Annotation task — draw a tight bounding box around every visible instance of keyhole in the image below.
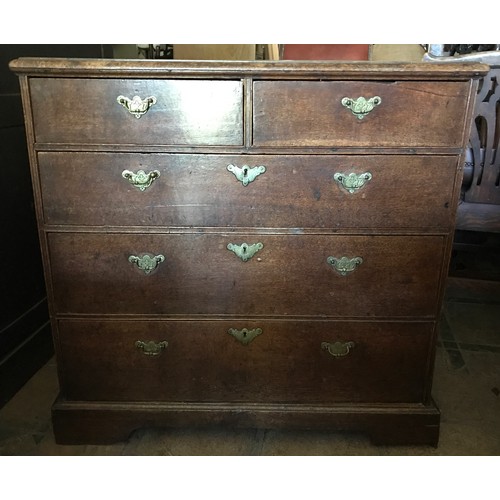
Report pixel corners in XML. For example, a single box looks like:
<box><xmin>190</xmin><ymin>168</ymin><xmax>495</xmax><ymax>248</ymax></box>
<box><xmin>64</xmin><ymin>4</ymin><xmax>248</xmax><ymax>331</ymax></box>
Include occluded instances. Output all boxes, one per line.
<box><xmin>243</xmin><ymin>167</ymin><xmax>248</xmax><ymax>177</ymax></box>
<box><xmin>243</xmin><ymin>331</ymin><xmax>247</xmax><ymax>338</ymax></box>
<box><xmin>242</xmin><ymin>244</ymin><xmax>247</xmax><ymax>253</ymax></box>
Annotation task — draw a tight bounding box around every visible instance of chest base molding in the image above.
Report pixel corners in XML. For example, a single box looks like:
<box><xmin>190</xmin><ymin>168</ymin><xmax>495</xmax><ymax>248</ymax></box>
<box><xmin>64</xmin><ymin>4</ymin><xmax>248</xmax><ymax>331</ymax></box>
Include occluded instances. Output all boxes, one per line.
<box><xmin>52</xmin><ymin>398</ymin><xmax>440</xmax><ymax>446</ymax></box>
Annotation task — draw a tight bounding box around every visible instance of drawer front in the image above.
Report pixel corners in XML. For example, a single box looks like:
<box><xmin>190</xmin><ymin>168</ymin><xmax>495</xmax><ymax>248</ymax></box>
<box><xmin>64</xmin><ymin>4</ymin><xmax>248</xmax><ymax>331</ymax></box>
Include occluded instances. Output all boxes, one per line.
<box><xmin>39</xmin><ymin>152</ymin><xmax>457</xmax><ymax>229</ymax></box>
<box><xmin>57</xmin><ymin>319</ymin><xmax>432</xmax><ymax>403</ymax></box>
<box><xmin>48</xmin><ymin>233</ymin><xmax>444</xmax><ymax>317</ymax></box>
<box><xmin>253</xmin><ymin>80</ymin><xmax>470</xmax><ymax>147</ymax></box>
<box><xmin>29</xmin><ymin>78</ymin><xmax>243</xmax><ymax>145</ymax></box>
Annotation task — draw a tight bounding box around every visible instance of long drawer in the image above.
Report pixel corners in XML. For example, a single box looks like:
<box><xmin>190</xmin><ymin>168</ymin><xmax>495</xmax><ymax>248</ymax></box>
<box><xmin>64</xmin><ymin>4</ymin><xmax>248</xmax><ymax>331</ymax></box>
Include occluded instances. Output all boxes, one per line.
<box><xmin>253</xmin><ymin>80</ymin><xmax>470</xmax><ymax>148</ymax></box>
<box><xmin>56</xmin><ymin>319</ymin><xmax>433</xmax><ymax>403</ymax></box>
<box><xmin>38</xmin><ymin>152</ymin><xmax>457</xmax><ymax>229</ymax></box>
<box><xmin>48</xmin><ymin>233</ymin><xmax>444</xmax><ymax>317</ymax></box>
<box><xmin>29</xmin><ymin>78</ymin><xmax>244</xmax><ymax>145</ymax></box>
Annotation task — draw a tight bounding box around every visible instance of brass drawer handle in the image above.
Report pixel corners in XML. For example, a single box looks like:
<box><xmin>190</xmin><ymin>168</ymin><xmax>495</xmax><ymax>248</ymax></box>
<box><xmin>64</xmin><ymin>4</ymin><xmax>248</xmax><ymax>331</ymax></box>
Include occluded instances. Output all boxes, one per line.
<box><xmin>327</xmin><ymin>256</ymin><xmax>363</xmax><ymax>276</ymax></box>
<box><xmin>128</xmin><ymin>254</ymin><xmax>165</xmax><ymax>274</ymax></box>
<box><xmin>227</xmin><ymin>164</ymin><xmax>266</xmax><ymax>186</ymax></box>
<box><xmin>333</xmin><ymin>172</ymin><xmax>372</xmax><ymax>193</ymax></box>
<box><xmin>227</xmin><ymin>242</ymin><xmax>263</xmax><ymax>262</ymax></box>
<box><xmin>341</xmin><ymin>96</ymin><xmax>381</xmax><ymax>119</ymax></box>
<box><xmin>122</xmin><ymin>169</ymin><xmax>160</xmax><ymax>191</ymax></box>
<box><xmin>135</xmin><ymin>340</ymin><xmax>168</xmax><ymax>356</ymax></box>
<box><xmin>117</xmin><ymin>95</ymin><xmax>157</xmax><ymax>118</ymax></box>
<box><xmin>321</xmin><ymin>341</ymin><xmax>355</xmax><ymax>358</ymax></box>
<box><xmin>228</xmin><ymin>327</ymin><xmax>263</xmax><ymax>345</ymax></box>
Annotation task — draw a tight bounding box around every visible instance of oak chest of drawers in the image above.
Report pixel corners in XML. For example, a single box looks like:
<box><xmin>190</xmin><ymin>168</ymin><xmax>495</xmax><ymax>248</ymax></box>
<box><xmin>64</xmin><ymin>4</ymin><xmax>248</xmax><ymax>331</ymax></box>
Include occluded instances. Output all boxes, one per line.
<box><xmin>10</xmin><ymin>58</ymin><xmax>487</xmax><ymax>445</ymax></box>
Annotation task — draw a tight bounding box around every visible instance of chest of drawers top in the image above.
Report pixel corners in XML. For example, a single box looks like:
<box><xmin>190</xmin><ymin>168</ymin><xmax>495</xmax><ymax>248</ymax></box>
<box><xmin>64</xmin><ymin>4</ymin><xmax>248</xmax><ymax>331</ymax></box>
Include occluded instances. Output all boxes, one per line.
<box><xmin>10</xmin><ymin>58</ymin><xmax>487</xmax><ymax>151</ymax></box>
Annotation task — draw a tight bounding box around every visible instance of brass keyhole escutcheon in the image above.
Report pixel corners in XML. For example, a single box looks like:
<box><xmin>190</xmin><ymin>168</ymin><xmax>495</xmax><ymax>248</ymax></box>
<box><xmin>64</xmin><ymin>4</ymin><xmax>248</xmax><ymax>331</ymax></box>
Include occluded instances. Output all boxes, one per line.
<box><xmin>227</xmin><ymin>242</ymin><xmax>263</xmax><ymax>262</ymax></box>
<box><xmin>228</xmin><ymin>328</ymin><xmax>263</xmax><ymax>345</ymax></box>
<box><xmin>227</xmin><ymin>164</ymin><xmax>266</xmax><ymax>186</ymax></box>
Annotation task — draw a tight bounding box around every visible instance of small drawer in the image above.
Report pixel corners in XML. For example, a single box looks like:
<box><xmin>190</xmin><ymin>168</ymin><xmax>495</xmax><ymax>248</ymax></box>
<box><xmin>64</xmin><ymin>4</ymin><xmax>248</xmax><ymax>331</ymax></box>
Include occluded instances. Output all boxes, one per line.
<box><xmin>48</xmin><ymin>233</ymin><xmax>444</xmax><ymax>318</ymax></box>
<box><xmin>29</xmin><ymin>78</ymin><xmax>243</xmax><ymax>145</ymax></box>
<box><xmin>253</xmin><ymin>80</ymin><xmax>470</xmax><ymax>148</ymax></box>
<box><xmin>56</xmin><ymin>319</ymin><xmax>433</xmax><ymax>403</ymax></box>
<box><xmin>38</xmin><ymin>152</ymin><xmax>457</xmax><ymax>229</ymax></box>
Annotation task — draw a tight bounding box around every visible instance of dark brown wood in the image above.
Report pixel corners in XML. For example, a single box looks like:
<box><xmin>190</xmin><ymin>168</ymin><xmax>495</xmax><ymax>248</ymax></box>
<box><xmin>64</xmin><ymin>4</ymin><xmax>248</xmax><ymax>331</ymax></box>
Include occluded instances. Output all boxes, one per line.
<box><xmin>51</xmin><ymin>399</ymin><xmax>441</xmax><ymax>446</ymax></box>
<box><xmin>38</xmin><ymin>152</ymin><xmax>458</xmax><ymax>229</ymax></box>
<box><xmin>47</xmin><ymin>232</ymin><xmax>444</xmax><ymax>317</ymax></box>
<box><xmin>253</xmin><ymin>80</ymin><xmax>471</xmax><ymax>148</ymax></box>
<box><xmin>56</xmin><ymin>319</ymin><xmax>433</xmax><ymax>403</ymax></box>
<box><xmin>10</xmin><ymin>58</ymin><xmax>488</xmax><ymax>80</ymax></box>
<box><xmin>10</xmin><ymin>58</ymin><xmax>484</xmax><ymax>446</ymax></box>
<box><xmin>29</xmin><ymin>78</ymin><xmax>243</xmax><ymax>146</ymax></box>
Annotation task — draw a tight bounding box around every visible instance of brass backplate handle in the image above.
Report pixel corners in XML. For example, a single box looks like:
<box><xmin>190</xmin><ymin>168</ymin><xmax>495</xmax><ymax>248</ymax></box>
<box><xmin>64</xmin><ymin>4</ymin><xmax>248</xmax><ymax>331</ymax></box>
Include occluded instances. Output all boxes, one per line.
<box><xmin>333</xmin><ymin>172</ymin><xmax>372</xmax><ymax>193</ymax></box>
<box><xmin>117</xmin><ymin>95</ymin><xmax>157</xmax><ymax>118</ymax></box>
<box><xmin>128</xmin><ymin>254</ymin><xmax>165</xmax><ymax>274</ymax></box>
<box><xmin>122</xmin><ymin>169</ymin><xmax>160</xmax><ymax>191</ymax></box>
<box><xmin>341</xmin><ymin>96</ymin><xmax>381</xmax><ymax>119</ymax></box>
<box><xmin>227</xmin><ymin>164</ymin><xmax>266</xmax><ymax>186</ymax></box>
<box><xmin>321</xmin><ymin>341</ymin><xmax>355</xmax><ymax>358</ymax></box>
<box><xmin>327</xmin><ymin>256</ymin><xmax>363</xmax><ymax>276</ymax></box>
<box><xmin>228</xmin><ymin>328</ymin><xmax>263</xmax><ymax>345</ymax></box>
<box><xmin>135</xmin><ymin>340</ymin><xmax>168</xmax><ymax>356</ymax></box>
<box><xmin>227</xmin><ymin>242</ymin><xmax>263</xmax><ymax>262</ymax></box>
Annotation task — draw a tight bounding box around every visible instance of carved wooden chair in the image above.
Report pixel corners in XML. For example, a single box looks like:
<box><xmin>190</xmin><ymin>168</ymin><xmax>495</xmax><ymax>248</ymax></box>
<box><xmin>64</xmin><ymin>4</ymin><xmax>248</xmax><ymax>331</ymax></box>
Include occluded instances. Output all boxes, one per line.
<box><xmin>424</xmin><ymin>47</ymin><xmax>500</xmax><ymax>285</ymax></box>
<box><xmin>459</xmin><ymin>63</ymin><xmax>500</xmax><ymax>232</ymax></box>
<box><xmin>424</xmin><ymin>47</ymin><xmax>500</xmax><ymax>231</ymax></box>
